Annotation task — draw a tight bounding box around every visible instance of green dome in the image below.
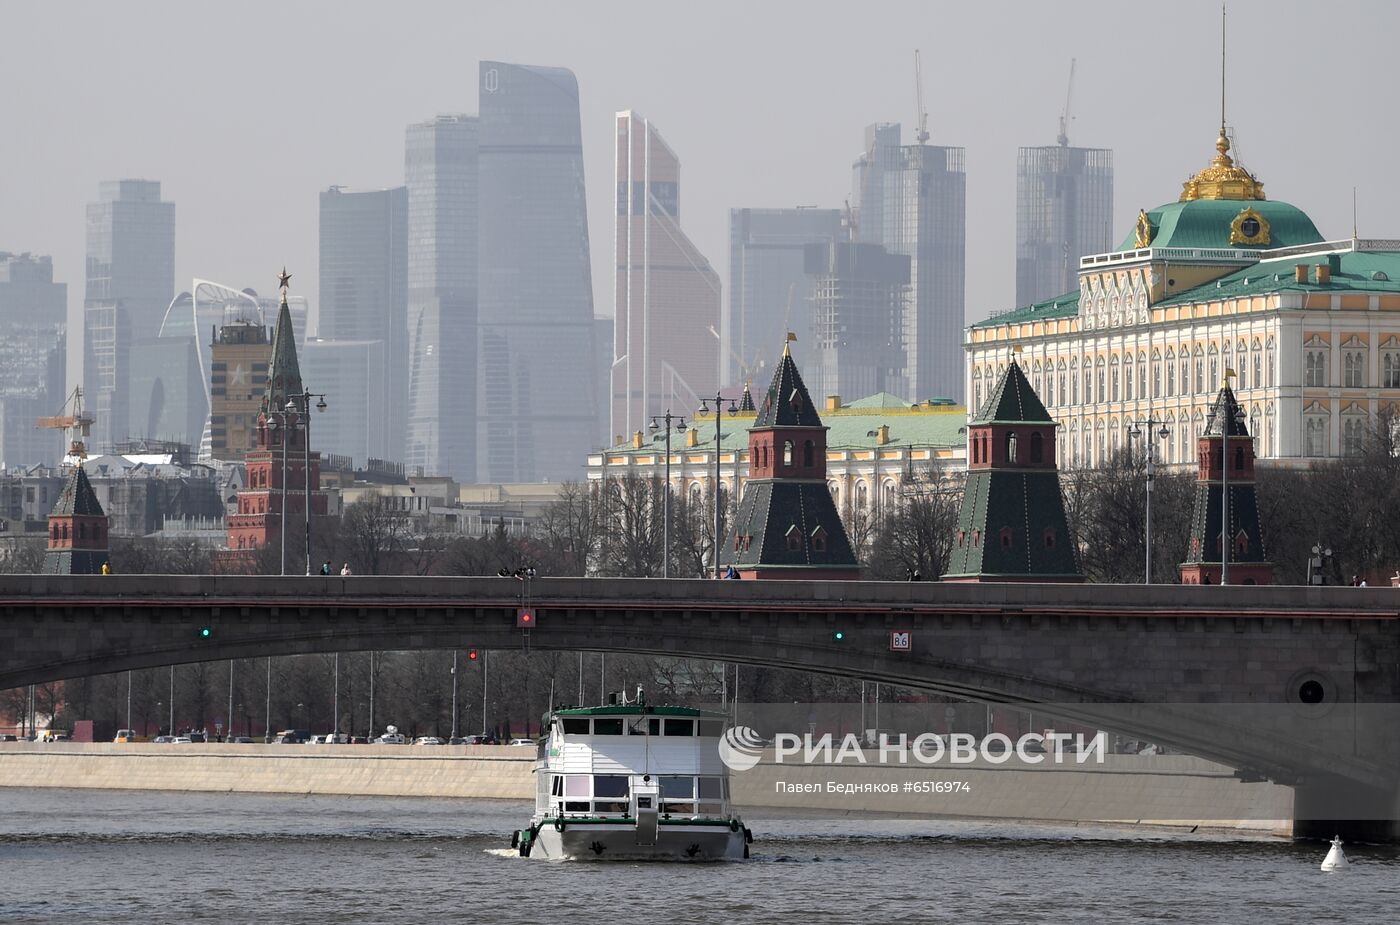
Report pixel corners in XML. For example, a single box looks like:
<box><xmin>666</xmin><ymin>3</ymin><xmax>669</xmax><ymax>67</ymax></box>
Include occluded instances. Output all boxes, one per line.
<box><xmin>1118</xmin><ymin>199</ymin><xmax>1324</xmax><ymax>252</ymax></box>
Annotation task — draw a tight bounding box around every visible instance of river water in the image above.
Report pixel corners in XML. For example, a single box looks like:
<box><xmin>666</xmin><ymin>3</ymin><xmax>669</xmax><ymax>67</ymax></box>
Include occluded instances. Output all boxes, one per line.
<box><xmin>0</xmin><ymin>789</ymin><xmax>1395</xmax><ymax>923</ymax></box>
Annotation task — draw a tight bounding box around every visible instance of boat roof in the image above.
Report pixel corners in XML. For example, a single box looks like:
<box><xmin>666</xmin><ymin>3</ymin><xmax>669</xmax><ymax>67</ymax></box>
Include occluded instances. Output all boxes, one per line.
<box><xmin>549</xmin><ymin>705</ymin><xmax>726</xmax><ymax>719</ymax></box>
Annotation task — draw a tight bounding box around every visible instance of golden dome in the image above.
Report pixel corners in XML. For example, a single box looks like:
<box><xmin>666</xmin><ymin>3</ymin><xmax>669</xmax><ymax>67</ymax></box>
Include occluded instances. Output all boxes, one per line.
<box><xmin>1179</xmin><ymin>127</ymin><xmax>1265</xmax><ymax>202</ymax></box>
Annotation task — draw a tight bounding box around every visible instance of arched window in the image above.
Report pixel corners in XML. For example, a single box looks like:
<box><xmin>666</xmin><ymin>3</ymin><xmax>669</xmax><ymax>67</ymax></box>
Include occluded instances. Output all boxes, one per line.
<box><xmin>1006</xmin><ymin>431</ymin><xmax>1018</xmax><ymax>463</ymax></box>
<box><xmin>828</xmin><ymin>481</ymin><xmax>840</xmax><ymax>506</ymax></box>
<box><xmin>61</xmin><ymin>523</ymin><xmax>69</xmax><ymax>540</ymax></box>
<box><xmin>50</xmin><ymin>523</ymin><xmax>57</xmax><ymax>540</ymax></box>
<box><xmin>855</xmin><ymin>481</ymin><xmax>869</xmax><ymax>509</ymax></box>
<box><xmin>79</xmin><ymin>523</ymin><xmax>86</xmax><ymax>540</ymax></box>
<box><xmin>1000</xmin><ymin>527</ymin><xmax>1014</xmax><ymax>548</ymax></box>
<box><xmin>802</xmin><ymin>440</ymin><xmax>814</xmax><ymax>468</ymax></box>
<box><xmin>1235</xmin><ymin>446</ymin><xmax>1245</xmax><ymax>471</ymax></box>
<box><xmin>783</xmin><ymin>441</ymin><xmax>793</xmax><ymax>466</ymax></box>
<box><xmin>1095</xmin><ymin>357</ymin><xmax>1106</xmax><ymax>403</ymax></box>
<box><xmin>1030</xmin><ymin>432</ymin><xmax>1044</xmax><ymax>463</ymax></box>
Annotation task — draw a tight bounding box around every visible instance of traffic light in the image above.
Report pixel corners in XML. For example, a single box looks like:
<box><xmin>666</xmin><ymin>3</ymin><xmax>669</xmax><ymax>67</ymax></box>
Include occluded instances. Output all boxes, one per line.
<box><xmin>517</xmin><ymin>608</ymin><xmax>535</xmax><ymax>628</ymax></box>
<box><xmin>199</xmin><ymin>626</ymin><xmax>213</xmax><ymax>639</ymax></box>
<box><xmin>832</xmin><ymin>630</ymin><xmax>846</xmax><ymax>642</ymax></box>
<box><xmin>467</xmin><ymin>649</ymin><xmax>479</xmax><ymax>661</ymax></box>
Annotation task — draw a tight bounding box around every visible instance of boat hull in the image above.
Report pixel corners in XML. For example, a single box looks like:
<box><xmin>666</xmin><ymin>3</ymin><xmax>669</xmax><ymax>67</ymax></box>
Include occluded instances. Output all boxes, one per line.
<box><xmin>519</xmin><ymin>822</ymin><xmax>747</xmax><ymax>861</ymax></box>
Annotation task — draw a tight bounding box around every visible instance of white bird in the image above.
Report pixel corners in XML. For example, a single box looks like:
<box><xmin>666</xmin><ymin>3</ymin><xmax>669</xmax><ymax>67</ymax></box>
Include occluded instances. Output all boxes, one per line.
<box><xmin>1321</xmin><ymin>834</ymin><xmax>1349</xmax><ymax>871</ymax></box>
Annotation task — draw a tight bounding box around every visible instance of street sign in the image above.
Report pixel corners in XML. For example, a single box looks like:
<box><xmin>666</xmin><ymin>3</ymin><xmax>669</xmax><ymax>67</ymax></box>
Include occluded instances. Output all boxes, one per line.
<box><xmin>889</xmin><ymin>631</ymin><xmax>912</xmax><ymax>652</ymax></box>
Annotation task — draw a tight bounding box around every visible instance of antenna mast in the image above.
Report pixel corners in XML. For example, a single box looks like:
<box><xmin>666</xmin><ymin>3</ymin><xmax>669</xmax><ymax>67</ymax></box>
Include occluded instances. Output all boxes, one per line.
<box><xmin>914</xmin><ymin>49</ymin><xmax>930</xmax><ymax>145</ymax></box>
<box><xmin>1057</xmin><ymin>58</ymin><xmax>1076</xmax><ymax>147</ymax></box>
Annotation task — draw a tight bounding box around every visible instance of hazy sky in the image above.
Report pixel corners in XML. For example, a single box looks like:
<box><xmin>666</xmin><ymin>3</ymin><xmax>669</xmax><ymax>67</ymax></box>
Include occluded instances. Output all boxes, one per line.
<box><xmin>4</xmin><ymin>0</ymin><xmax>1399</xmax><ymax>337</ymax></box>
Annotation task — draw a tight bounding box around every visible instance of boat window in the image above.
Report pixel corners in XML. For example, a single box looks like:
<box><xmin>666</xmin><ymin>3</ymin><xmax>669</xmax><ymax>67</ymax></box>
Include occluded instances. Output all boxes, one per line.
<box><xmin>697</xmin><ymin>720</ymin><xmax>724</xmax><ymax>738</ymax></box>
<box><xmin>592</xmin><ymin>718</ymin><xmax>624</xmax><ymax>736</ymax></box>
<box><xmin>561</xmin><ymin>718</ymin><xmax>590</xmax><ymax>735</ymax></box>
<box><xmin>663</xmin><ymin>719</ymin><xmax>695</xmax><ymax>736</ymax></box>
<box><xmin>646</xmin><ymin>718</ymin><xmax>661</xmax><ymax>736</ymax></box>
<box><xmin>660</xmin><ymin>776</ymin><xmax>694</xmax><ymax>799</ymax></box>
<box><xmin>696</xmin><ymin>802</ymin><xmax>724</xmax><ymax>816</ymax></box>
<box><xmin>564</xmin><ymin>801</ymin><xmax>590</xmax><ymax>813</ymax></box>
<box><xmin>593</xmin><ymin>775</ymin><xmax>629</xmax><ymax>799</ymax></box>
<box><xmin>698</xmin><ymin>777</ymin><xmax>723</xmax><ymax>800</ymax></box>
<box><xmin>564</xmin><ymin>775</ymin><xmax>590</xmax><ymax>797</ymax></box>
<box><xmin>551</xmin><ymin>776</ymin><xmax>563</xmax><ymax>796</ymax></box>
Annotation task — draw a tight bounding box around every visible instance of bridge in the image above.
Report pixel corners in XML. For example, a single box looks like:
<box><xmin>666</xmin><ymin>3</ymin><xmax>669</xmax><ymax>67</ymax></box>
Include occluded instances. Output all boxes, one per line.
<box><xmin>3</xmin><ymin>574</ymin><xmax>1399</xmax><ymax>839</ymax></box>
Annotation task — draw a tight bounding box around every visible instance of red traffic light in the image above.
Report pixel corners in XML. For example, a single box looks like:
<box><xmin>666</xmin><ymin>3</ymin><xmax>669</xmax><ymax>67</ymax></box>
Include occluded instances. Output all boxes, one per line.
<box><xmin>516</xmin><ymin>608</ymin><xmax>535</xmax><ymax>627</ymax></box>
<box><xmin>467</xmin><ymin>649</ymin><xmax>479</xmax><ymax>661</ymax></box>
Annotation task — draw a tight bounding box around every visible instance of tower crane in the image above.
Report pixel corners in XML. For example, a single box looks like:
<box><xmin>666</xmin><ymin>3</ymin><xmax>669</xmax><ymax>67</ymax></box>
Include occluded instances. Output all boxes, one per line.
<box><xmin>1057</xmin><ymin>58</ymin><xmax>1076</xmax><ymax>147</ymax></box>
<box><xmin>913</xmin><ymin>50</ymin><xmax>930</xmax><ymax>145</ymax></box>
<box><xmin>37</xmin><ymin>386</ymin><xmax>95</xmax><ymax>462</ymax></box>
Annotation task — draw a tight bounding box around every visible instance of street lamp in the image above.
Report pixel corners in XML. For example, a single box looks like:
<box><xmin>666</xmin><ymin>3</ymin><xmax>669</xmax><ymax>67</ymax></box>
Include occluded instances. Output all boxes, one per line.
<box><xmin>265</xmin><ymin>407</ymin><xmax>293</xmax><ymax>576</ymax></box>
<box><xmin>697</xmin><ymin>392</ymin><xmax>740</xmax><ymax>578</ymax></box>
<box><xmin>649</xmin><ymin>410</ymin><xmax>688</xmax><ymax>578</ymax></box>
<box><xmin>1307</xmin><ymin>543</ymin><xmax>1333</xmax><ymax>586</ymax></box>
<box><xmin>866</xmin><ymin>429</ymin><xmax>881</xmax><ymax>529</ymax></box>
<box><xmin>1211</xmin><ymin>376</ymin><xmax>1247</xmax><ymax>584</ymax></box>
<box><xmin>290</xmin><ymin>390</ymin><xmax>328</xmax><ymax>575</ymax></box>
<box><xmin>1127</xmin><ymin>416</ymin><xmax>1170</xmax><ymax>584</ymax></box>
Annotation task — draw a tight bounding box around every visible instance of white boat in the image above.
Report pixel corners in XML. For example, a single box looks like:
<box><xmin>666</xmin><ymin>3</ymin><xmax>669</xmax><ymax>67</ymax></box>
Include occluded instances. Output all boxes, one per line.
<box><xmin>511</xmin><ymin>691</ymin><xmax>752</xmax><ymax>861</ymax></box>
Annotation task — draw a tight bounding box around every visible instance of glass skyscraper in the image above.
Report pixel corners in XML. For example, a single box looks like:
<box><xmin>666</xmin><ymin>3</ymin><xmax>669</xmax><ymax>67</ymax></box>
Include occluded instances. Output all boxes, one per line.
<box><xmin>477</xmin><ymin>61</ymin><xmax>597</xmax><ymax>483</ymax></box>
<box><xmin>1015</xmin><ymin>145</ymin><xmax>1114</xmax><ymax>306</ymax></box>
<box><xmin>319</xmin><ymin>185</ymin><xmax>408</xmax><ymax>459</ymax></box>
<box><xmin>405</xmin><ymin>115</ymin><xmax>477</xmax><ymax>482</ymax></box>
<box><xmin>806</xmin><ymin>241</ymin><xmax>911</xmax><ymax>402</ymax></box>
<box><xmin>612</xmin><ymin>111</ymin><xmax>721</xmax><ymax>440</ymax></box>
<box><xmin>851</xmin><ymin>124</ymin><xmax>965</xmax><ymax>404</ymax></box>
<box><xmin>726</xmin><ymin>208</ymin><xmax>843</xmax><ymax>389</ymax></box>
<box><xmin>83</xmin><ymin>179</ymin><xmax>176</xmax><ymax>448</ymax></box>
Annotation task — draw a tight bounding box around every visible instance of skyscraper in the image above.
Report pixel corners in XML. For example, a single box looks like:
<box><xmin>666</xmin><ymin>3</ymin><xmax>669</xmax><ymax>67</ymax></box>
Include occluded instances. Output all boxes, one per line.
<box><xmin>0</xmin><ymin>252</ymin><xmax>66</xmax><ymax>465</ymax></box>
<box><xmin>319</xmin><ymin>185</ymin><xmax>408</xmax><ymax>455</ymax></box>
<box><xmin>0</xmin><ymin>253</ymin><xmax>66</xmax><ymax>327</ymax></box>
<box><xmin>301</xmin><ymin>338</ymin><xmax>386</xmax><ymax>464</ymax></box>
<box><xmin>806</xmin><ymin>241</ymin><xmax>911</xmax><ymax>402</ymax></box>
<box><xmin>477</xmin><ymin>61</ymin><xmax>597</xmax><ymax>484</ymax></box>
<box><xmin>851</xmin><ymin>124</ymin><xmax>965</xmax><ymax>403</ymax></box>
<box><xmin>1016</xmin><ymin>144</ymin><xmax>1113</xmax><ymax>306</ymax></box>
<box><xmin>208</xmin><ymin>319</ymin><xmax>270</xmax><ymax>462</ymax></box>
<box><xmin>612</xmin><ymin>111</ymin><xmax>721</xmax><ymax>440</ymax></box>
<box><xmin>726</xmin><ymin>208</ymin><xmax>843</xmax><ymax>389</ymax></box>
<box><xmin>405</xmin><ymin>115</ymin><xmax>477</xmax><ymax>481</ymax></box>
<box><xmin>83</xmin><ymin>179</ymin><xmax>176</xmax><ymax>448</ymax></box>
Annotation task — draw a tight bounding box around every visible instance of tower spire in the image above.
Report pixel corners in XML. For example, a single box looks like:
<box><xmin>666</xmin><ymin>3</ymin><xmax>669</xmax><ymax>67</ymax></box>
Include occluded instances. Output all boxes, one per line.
<box><xmin>1220</xmin><ymin>2</ymin><xmax>1227</xmax><ymax>136</ymax></box>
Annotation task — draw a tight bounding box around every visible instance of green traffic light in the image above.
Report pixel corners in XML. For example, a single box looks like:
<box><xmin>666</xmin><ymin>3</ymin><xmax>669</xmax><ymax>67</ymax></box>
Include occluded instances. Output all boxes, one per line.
<box><xmin>833</xmin><ymin>630</ymin><xmax>845</xmax><ymax>641</ymax></box>
<box><xmin>199</xmin><ymin>627</ymin><xmax>212</xmax><ymax>638</ymax></box>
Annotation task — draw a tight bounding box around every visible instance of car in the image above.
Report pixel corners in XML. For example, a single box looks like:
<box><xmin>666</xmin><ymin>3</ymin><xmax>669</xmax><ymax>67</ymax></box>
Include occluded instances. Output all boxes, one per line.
<box><xmin>461</xmin><ymin>734</ymin><xmax>498</xmax><ymax>745</ymax></box>
<box><xmin>152</xmin><ymin>735</ymin><xmax>175</xmax><ymax>744</ymax></box>
<box><xmin>508</xmin><ymin>738</ymin><xmax>535</xmax><ymax>747</ymax></box>
<box><xmin>0</xmin><ymin>734</ymin><xmax>19</xmax><ymax>742</ymax></box>
<box><xmin>225</xmin><ymin>736</ymin><xmax>255</xmax><ymax>744</ymax></box>
<box><xmin>186</xmin><ymin>732</ymin><xmax>206</xmax><ymax>743</ymax></box>
<box><xmin>113</xmin><ymin>729</ymin><xmax>137</xmax><ymax>743</ymax></box>
<box><xmin>349</xmin><ymin>736</ymin><xmax>368</xmax><ymax>745</ymax></box>
<box><xmin>171</xmin><ymin>736</ymin><xmax>193</xmax><ymax>744</ymax></box>
<box><xmin>376</xmin><ymin>733</ymin><xmax>407</xmax><ymax>745</ymax></box>
<box><xmin>413</xmin><ymin>736</ymin><xmax>444</xmax><ymax>746</ymax></box>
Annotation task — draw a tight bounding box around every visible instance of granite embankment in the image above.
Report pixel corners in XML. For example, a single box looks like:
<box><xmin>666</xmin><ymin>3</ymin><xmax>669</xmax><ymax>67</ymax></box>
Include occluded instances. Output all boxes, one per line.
<box><xmin>0</xmin><ymin>742</ymin><xmax>1291</xmax><ymax>833</ymax></box>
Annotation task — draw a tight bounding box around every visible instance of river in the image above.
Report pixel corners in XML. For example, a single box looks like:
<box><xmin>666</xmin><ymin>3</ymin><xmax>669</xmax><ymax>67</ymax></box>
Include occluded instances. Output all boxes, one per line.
<box><xmin>0</xmin><ymin>789</ymin><xmax>1394</xmax><ymax>923</ymax></box>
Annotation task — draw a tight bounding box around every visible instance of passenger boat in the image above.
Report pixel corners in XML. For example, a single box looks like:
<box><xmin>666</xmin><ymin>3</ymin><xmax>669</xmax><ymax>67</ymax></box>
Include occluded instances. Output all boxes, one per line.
<box><xmin>511</xmin><ymin>690</ymin><xmax>752</xmax><ymax>860</ymax></box>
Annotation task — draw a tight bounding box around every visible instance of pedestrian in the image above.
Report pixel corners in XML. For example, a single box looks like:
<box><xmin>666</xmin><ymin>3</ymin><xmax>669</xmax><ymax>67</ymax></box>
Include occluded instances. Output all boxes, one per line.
<box><xmin>320</xmin><ymin>560</ymin><xmax>331</xmax><ymax>576</ymax></box>
<box><xmin>100</xmin><ymin>561</ymin><xmax>111</xmax><ymax>576</ymax></box>
<box><xmin>1351</xmin><ymin>574</ymin><xmax>1361</xmax><ymax>587</ymax></box>
<box><xmin>340</xmin><ymin>563</ymin><xmax>352</xmax><ymax>576</ymax></box>
<box><xmin>723</xmin><ymin>565</ymin><xmax>741</xmax><ymax>579</ymax></box>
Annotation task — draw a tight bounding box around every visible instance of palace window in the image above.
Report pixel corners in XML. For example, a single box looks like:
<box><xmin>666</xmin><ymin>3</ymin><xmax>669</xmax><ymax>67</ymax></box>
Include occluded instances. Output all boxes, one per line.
<box><xmin>1344</xmin><ymin>347</ymin><xmax>1367</xmax><ymax>388</ymax></box>
<box><xmin>1385</xmin><ymin>351</ymin><xmax>1400</xmax><ymax>389</ymax></box>
<box><xmin>1111</xmin><ymin>356</ymin><xmax>1121</xmax><ymax>401</ymax></box>
<box><xmin>1044</xmin><ymin>368</ymin><xmax>1055</xmax><ymax>406</ymax></box>
<box><xmin>1096</xmin><ymin>358</ymin><xmax>1105</xmax><ymax>403</ymax></box>
<box><xmin>1209</xmin><ymin>356</ymin><xmax>1218</xmax><ymax>391</ymax></box>
<box><xmin>1342</xmin><ymin>413</ymin><xmax>1366</xmax><ymax>456</ymax></box>
<box><xmin>1304</xmin><ymin>414</ymin><xmax>1330</xmax><ymax>457</ymax></box>
<box><xmin>1305</xmin><ymin>350</ymin><xmax>1328</xmax><ymax>388</ymax></box>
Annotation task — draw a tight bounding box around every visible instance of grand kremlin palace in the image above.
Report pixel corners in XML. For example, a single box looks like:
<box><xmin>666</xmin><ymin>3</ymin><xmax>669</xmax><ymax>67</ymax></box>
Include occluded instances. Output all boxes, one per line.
<box><xmin>967</xmin><ymin>124</ymin><xmax>1400</xmax><ymax>469</ymax></box>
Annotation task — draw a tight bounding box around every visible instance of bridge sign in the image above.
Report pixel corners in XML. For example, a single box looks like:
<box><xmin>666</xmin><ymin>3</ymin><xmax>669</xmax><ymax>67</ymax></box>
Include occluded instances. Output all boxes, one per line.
<box><xmin>890</xmin><ymin>631</ymin><xmax>912</xmax><ymax>652</ymax></box>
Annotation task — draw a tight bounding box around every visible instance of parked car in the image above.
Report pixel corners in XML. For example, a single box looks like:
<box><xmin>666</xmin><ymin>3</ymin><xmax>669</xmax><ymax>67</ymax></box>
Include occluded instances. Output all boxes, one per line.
<box><xmin>376</xmin><ymin>733</ymin><xmax>407</xmax><ymax>745</ymax></box>
<box><xmin>113</xmin><ymin>729</ymin><xmax>137</xmax><ymax>743</ymax></box>
<box><xmin>462</xmin><ymin>734</ymin><xmax>498</xmax><ymax>745</ymax></box>
<box><xmin>273</xmin><ymin>729</ymin><xmax>311</xmax><ymax>744</ymax></box>
<box><xmin>152</xmin><ymin>735</ymin><xmax>175</xmax><ymax>744</ymax></box>
<box><xmin>186</xmin><ymin>733</ymin><xmax>206</xmax><ymax>743</ymax></box>
<box><xmin>171</xmin><ymin>736</ymin><xmax>193</xmax><ymax>744</ymax></box>
<box><xmin>349</xmin><ymin>736</ymin><xmax>368</xmax><ymax>745</ymax></box>
<box><xmin>508</xmin><ymin>738</ymin><xmax>536</xmax><ymax>747</ymax></box>
<box><xmin>225</xmin><ymin>736</ymin><xmax>255</xmax><ymax>744</ymax></box>
<box><xmin>0</xmin><ymin>734</ymin><xmax>19</xmax><ymax>742</ymax></box>
<box><xmin>413</xmin><ymin>736</ymin><xmax>444</xmax><ymax>746</ymax></box>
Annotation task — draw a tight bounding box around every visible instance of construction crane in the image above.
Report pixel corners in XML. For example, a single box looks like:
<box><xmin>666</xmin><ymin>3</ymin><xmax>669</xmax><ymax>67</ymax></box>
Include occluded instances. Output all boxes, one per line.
<box><xmin>1057</xmin><ymin>58</ymin><xmax>1077</xmax><ymax>147</ymax></box>
<box><xmin>913</xmin><ymin>49</ymin><xmax>930</xmax><ymax>145</ymax></box>
<box><xmin>37</xmin><ymin>385</ymin><xmax>95</xmax><ymax>462</ymax></box>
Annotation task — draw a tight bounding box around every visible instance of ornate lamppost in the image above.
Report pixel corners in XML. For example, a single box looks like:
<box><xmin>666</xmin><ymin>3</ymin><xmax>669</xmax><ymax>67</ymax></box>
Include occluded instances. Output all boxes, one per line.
<box><xmin>697</xmin><ymin>392</ymin><xmax>740</xmax><ymax>578</ymax></box>
<box><xmin>1127</xmin><ymin>416</ymin><xmax>1170</xmax><ymax>584</ymax></box>
<box><xmin>649</xmin><ymin>410</ymin><xmax>687</xmax><ymax>577</ymax></box>
<box><xmin>286</xmin><ymin>389</ymin><xmax>328</xmax><ymax>576</ymax></box>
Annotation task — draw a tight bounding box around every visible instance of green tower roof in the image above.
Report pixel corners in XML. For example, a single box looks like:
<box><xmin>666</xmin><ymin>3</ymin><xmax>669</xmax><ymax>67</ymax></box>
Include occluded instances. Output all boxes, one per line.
<box><xmin>1121</xmin><ymin>199</ymin><xmax>1323</xmax><ymax>251</ymax></box>
<box><xmin>972</xmin><ymin>362</ymin><xmax>1052</xmax><ymax>425</ymax></box>
<box><xmin>265</xmin><ymin>297</ymin><xmax>303</xmax><ymax>413</ymax></box>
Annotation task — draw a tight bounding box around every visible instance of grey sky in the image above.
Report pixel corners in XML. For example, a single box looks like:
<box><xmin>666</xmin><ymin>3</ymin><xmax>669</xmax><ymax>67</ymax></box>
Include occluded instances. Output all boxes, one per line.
<box><xmin>3</xmin><ymin>0</ymin><xmax>1397</xmax><ymax>342</ymax></box>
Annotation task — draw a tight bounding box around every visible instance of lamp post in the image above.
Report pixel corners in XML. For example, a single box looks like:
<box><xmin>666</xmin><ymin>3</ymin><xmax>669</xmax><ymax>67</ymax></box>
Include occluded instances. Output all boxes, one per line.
<box><xmin>1127</xmin><ymin>416</ymin><xmax>1170</xmax><ymax>584</ymax></box>
<box><xmin>265</xmin><ymin>407</ymin><xmax>293</xmax><ymax>576</ymax></box>
<box><xmin>451</xmin><ymin>649</ymin><xmax>459</xmax><ymax>740</ymax></box>
<box><xmin>168</xmin><ymin>664</ymin><xmax>175</xmax><ymax>735</ymax></box>
<box><xmin>1211</xmin><ymin>375</ymin><xmax>1246</xmax><ymax>584</ymax></box>
<box><xmin>1307</xmin><ymin>543</ymin><xmax>1333</xmax><ymax>586</ymax></box>
<box><xmin>649</xmin><ymin>410</ymin><xmax>687</xmax><ymax>578</ymax></box>
<box><xmin>697</xmin><ymin>392</ymin><xmax>740</xmax><ymax>578</ymax></box>
<box><xmin>866</xmin><ymin>429</ymin><xmax>881</xmax><ymax>530</ymax></box>
<box><xmin>286</xmin><ymin>389</ymin><xmax>328</xmax><ymax>575</ymax></box>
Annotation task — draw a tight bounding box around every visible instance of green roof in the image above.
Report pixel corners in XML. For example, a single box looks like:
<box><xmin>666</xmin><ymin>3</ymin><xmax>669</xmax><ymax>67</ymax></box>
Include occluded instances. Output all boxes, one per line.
<box><xmin>973</xmin><ymin>362</ymin><xmax>1052</xmax><ymax>425</ymax></box>
<box><xmin>845</xmin><ymin>392</ymin><xmax>913</xmax><ymax>409</ymax></box>
<box><xmin>1160</xmin><ymin>249</ymin><xmax>1400</xmax><ymax>307</ymax></box>
<box><xmin>1119</xmin><ymin>198</ymin><xmax>1323</xmax><ymax>251</ymax></box>
<box><xmin>971</xmin><ymin>291</ymin><xmax>1080</xmax><ymax>329</ymax></box>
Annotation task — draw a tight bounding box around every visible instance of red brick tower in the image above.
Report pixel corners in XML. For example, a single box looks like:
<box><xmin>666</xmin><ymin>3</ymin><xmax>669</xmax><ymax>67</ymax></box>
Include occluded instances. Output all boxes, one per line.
<box><xmin>222</xmin><ymin>270</ymin><xmax>326</xmax><ymax>570</ymax></box>
<box><xmin>42</xmin><ymin>464</ymin><xmax>110</xmax><ymax>575</ymax></box>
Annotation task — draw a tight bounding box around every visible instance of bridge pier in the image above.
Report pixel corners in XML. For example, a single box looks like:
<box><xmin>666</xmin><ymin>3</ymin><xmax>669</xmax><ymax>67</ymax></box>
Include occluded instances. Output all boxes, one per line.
<box><xmin>1293</xmin><ymin>774</ymin><xmax>1400</xmax><ymax>843</ymax></box>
